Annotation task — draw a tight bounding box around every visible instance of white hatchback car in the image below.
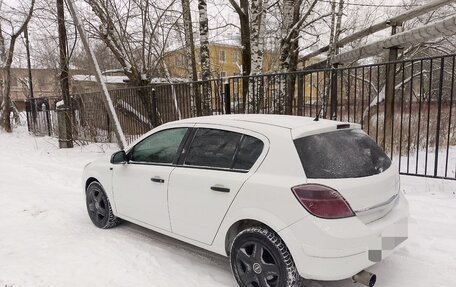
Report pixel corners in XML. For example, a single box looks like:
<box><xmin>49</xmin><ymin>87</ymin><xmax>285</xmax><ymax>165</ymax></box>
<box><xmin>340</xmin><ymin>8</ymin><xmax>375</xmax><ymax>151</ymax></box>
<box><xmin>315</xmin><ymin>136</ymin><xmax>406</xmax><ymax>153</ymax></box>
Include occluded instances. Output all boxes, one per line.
<box><xmin>82</xmin><ymin>115</ymin><xmax>408</xmax><ymax>287</ymax></box>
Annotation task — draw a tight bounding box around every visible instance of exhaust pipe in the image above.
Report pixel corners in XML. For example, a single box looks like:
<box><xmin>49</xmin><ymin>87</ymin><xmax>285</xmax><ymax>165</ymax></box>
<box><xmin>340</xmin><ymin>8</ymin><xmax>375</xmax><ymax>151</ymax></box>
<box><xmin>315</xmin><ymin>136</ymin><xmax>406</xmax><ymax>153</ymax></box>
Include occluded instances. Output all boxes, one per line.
<box><xmin>352</xmin><ymin>270</ymin><xmax>376</xmax><ymax>287</ymax></box>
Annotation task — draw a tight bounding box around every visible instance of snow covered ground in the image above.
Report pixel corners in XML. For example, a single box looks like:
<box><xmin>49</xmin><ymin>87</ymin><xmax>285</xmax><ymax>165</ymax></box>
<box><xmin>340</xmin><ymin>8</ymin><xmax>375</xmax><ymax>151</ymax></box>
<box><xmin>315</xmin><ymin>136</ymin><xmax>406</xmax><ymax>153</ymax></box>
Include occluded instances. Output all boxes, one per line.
<box><xmin>0</xmin><ymin>127</ymin><xmax>455</xmax><ymax>287</ymax></box>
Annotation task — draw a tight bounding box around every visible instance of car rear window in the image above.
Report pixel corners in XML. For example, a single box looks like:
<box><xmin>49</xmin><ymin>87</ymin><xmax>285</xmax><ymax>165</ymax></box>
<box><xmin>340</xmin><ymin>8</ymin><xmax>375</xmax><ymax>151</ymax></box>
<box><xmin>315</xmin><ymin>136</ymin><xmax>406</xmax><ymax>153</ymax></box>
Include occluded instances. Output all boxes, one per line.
<box><xmin>294</xmin><ymin>129</ymin><xmax>391</xmax><ymax>179</ymax></box>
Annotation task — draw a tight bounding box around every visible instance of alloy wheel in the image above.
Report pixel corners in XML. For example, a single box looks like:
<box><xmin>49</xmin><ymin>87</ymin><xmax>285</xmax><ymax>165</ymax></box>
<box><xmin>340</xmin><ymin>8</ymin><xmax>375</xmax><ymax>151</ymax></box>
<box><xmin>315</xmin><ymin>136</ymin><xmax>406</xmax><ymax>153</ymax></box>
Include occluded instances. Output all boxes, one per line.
<box><xmin>234</xmin><ymin>240</ymin><xmax>281</xmax><ymax>287</ymax></box>
<box><xmin>87</xmin><ymin>187</ymin><xmax>108</xmax><ymax>225</ymax></box>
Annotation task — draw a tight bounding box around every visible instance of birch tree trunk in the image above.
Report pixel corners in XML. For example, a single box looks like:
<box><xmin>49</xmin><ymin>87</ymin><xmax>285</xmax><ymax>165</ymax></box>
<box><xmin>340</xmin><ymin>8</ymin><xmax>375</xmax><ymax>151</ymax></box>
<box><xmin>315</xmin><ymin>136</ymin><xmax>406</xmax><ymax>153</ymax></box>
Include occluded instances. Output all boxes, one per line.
<box><xmin>198</xmin><ymin>0</ymin><xmax>211</xmax><ymax>115</ymax></box>
<box><xmin>333</xmin><ymin>0</ymin><xmax>344</xmax><ymax>57</ymax></box>
<box><xmin>277</xmin><ymin>0</ymin><xmax>301</xmax><ymax>114</ymax></box>
<box><xmin>323</xmin><ymin>0</ymin><xmax>344</xmax><ymax>118</ymax></box>
<box><xmin>229</xmin><ymin>0</ymin><xmax>250</xmax><ymax>113</ymax></box>
<box><xmin>248</xmin><ymin>0</ymin><xmax>266</xmax><ymax>113</ymax></box>
<box><xmin>327</xmin><ymin>1</ymin><xmax>338</xmax><ymax>66</ymax></box>
<box><xmin>181</xmin><ymin>0</ymin><xmax>201</xmax><ymax>116</ymax></box>
<box><xmin>0</xmin><ymin>0</ymin><xmax>35</xmax><ymax>132</ymax></box>
<box><xmin>323</xmin><ymin>0</ymin><xmax>338</xmax><ymax>118</ymax></box>
<box><xmin>278</xmin><ymin>0</ymin><xmax>318</xmax><ymax>115</ymax></box>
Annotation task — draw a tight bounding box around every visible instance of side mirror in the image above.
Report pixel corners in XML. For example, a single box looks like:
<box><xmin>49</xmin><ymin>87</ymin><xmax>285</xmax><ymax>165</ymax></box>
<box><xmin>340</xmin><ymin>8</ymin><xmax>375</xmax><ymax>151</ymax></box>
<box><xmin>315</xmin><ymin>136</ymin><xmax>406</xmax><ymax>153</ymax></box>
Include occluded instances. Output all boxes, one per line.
<box><xmin>111</xmin><ymin>150</ymin><xmax>127</xmax><ymax>164</ymax></box>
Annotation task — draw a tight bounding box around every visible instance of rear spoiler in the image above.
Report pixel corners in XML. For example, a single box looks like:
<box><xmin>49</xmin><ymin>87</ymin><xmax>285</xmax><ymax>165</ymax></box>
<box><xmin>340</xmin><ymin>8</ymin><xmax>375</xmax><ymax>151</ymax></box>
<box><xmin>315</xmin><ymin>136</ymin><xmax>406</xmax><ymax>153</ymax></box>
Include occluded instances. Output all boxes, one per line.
<box><xmin>291</xmin><ymin>122</ymin><xmax>361</xmax><ymax>140</ymax></box>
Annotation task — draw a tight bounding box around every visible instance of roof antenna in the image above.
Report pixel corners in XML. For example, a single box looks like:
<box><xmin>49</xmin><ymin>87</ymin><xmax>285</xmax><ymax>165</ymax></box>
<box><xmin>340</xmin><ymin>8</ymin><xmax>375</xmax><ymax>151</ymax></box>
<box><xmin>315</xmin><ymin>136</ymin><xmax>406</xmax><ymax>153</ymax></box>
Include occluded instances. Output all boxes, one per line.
<box><xmin>314</xmin><ymin>105</ymin><xmax>324</xmax><ymax>121</ymax></box>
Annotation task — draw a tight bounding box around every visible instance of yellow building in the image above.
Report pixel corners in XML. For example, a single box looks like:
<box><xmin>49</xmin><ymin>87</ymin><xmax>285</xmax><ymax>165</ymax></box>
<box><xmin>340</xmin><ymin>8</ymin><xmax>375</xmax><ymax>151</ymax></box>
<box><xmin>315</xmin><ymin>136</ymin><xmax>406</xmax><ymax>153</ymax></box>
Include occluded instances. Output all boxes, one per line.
<box><xmin>165</xmin><ymin>43</ymin><xmax>279</xmax><ymax>79</ymax></box>
<box><xmin>164</xmin><ymin>43</ymin><xmax>323</xmax><ymax>113</ymax></box>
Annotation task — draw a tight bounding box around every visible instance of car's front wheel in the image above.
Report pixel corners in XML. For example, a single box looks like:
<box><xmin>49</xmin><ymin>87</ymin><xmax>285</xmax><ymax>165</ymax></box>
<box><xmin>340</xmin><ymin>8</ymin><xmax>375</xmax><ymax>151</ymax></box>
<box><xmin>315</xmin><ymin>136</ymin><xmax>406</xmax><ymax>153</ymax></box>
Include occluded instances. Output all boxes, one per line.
<box><xmin>230</xmin><ymin>226</ymin><xmax>300</xmax><ymax>287</ymax></box>
<box><xmin>86</xmin><ymin>181</ymin><xmax>119</xmax><ymax>229</ymax></box>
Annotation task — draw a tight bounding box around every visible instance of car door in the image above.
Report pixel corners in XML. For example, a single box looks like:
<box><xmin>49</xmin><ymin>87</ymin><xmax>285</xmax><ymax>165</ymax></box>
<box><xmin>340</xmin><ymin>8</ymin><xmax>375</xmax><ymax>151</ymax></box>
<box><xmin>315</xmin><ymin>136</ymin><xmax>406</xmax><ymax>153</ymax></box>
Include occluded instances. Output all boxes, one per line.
<box><xmin>168</xmin><ymin>125</ymin><xmax>266</xmax><ymax>244</ymax></box>
<box><xmin>112</xmin><ymin>127</ymin><xmax>189</xmax><ymax>231</ymax></box>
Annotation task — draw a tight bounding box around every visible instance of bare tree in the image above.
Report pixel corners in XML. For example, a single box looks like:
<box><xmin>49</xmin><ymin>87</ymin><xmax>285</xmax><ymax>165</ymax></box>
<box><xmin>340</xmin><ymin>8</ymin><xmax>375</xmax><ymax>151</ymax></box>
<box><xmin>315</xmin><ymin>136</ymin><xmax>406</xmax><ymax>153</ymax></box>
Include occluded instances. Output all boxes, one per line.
<box><xmin>322</xmin><ymin>0</ymin><xmax>344</xmax><ymax>118</ymax></box>
<box><xmin>0</xmin><ymin>0</ymin><xmax>36</xmax><ymax>132</ymax></box>
<box><xmin>84</xmin><ymin>0</ymin><xmax>180</xmax><ymax>86</ymax></box>
<box><xmin>247</xmin><ymin>0</ymin><xmax>267</xmax><ymax>112</ymax></box>
<box><xmin>250</xmin><ymin>0</ymin><xmax>267</xmax><ymax>75</ymax></box>
<box><xmin>181</xmin><ymin>0</ymin><xmax>201</xmax><ymax>116</ymax></box>
<box><xmin>198</xmin><ymin>0</ymin><xmax>211</xmax><ymax>115</ymax></box>
<box><xmin>327</xmin><ymin>0</ymin><xmax>344</xmax><ymax>66</ymax></box>
<box><xmin>228</xmin><ymin>0</ymin><xmax>250</xmax><ymax>110</ymax></box>
<box><xmin>80</xmin><ymin>0</ymin><xmax>182</xmax><ymax>125</ymax></box>
<box><xmin>276</xmin><ymin>0</ymin><xmax>319</xmax><ymax>114</ymax></box>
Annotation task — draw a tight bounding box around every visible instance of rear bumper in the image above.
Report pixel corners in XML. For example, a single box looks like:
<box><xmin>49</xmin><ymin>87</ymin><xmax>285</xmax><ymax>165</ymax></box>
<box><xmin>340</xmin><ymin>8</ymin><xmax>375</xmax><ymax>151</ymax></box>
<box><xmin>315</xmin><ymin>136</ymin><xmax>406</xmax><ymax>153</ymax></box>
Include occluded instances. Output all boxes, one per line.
<box><xmin>279</xmin><ymin>192</ymin><xmax>409</xmax><ymax>281</ymax></box>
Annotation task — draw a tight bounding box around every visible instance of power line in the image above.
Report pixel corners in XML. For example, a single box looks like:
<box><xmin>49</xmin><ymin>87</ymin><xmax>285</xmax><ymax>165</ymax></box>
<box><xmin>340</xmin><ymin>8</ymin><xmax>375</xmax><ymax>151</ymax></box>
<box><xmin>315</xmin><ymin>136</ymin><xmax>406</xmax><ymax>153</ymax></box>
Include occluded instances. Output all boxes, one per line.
<box><xmin>318</xmin><ymin>0</ymin><xmax>422</xmax><ymax>8</ymax></box>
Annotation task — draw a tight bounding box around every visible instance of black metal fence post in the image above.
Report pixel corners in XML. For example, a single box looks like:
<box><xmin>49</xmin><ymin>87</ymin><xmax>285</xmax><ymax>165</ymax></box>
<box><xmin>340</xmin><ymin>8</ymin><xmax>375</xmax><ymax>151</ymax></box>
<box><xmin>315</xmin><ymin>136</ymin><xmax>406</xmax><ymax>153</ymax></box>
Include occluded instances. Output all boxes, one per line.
<box><xmin>45</xmin><ymin>98</ymin><xmax>52</xmax><ymax>136</ymax></box>
<box><xmin>25</xmin><ymin>99</ymin><xmax>31</xmax><ymax>132</ymax></box>
<box><xmin>224</xmin><ymin>82</ymin><xmax>231</xmax><ymax>114</ymax></box>
<box><xmin>434</xmin><ymin>57</ymin><xmax>445</xmax><ymax>177</ymax></box>
<box><xmin>151</xmin><ymin>88</ymin><xmax>158</xmax><ymax>127</ymax></box>
<box><xmin>330</xmin><ymin>66</ymin><xmax>338</xmax><ymax>120</ymax></box>
<box><xmin>297</xmin><ymin>75</ymin><xmax>304</xmax><ymax>116</ymax></box>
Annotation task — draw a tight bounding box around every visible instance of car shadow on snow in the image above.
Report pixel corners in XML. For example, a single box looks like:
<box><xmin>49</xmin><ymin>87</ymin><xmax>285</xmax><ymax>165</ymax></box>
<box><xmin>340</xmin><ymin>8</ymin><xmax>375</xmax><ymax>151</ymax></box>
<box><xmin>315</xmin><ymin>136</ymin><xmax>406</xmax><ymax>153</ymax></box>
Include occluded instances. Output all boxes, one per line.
<box><xmin>118</xmin><ymin>221</ymin><xmax>230</xmax><ymax>264</ymax></box>
<box><xmin>302</xmin><ymin>278</ymin><xmax>354</xmax><ymax>287</ymax></box>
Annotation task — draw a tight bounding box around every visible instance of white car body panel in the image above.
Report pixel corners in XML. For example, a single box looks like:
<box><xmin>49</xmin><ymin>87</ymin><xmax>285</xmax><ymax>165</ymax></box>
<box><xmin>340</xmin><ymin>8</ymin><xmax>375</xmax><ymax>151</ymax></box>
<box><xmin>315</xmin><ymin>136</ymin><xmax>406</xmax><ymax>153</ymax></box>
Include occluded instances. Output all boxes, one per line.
<box><xmin>82</xmin><ymin>114</ymin><xmax>409</xmax><ymax>282</ymax></box>
<box><xmin>168</xmin><ymin>167</ymin><xmax>249</xmax><ymax>244</ymax></box>
<box><xmin>112</xmin><ymin>164</ymin><xmax>174</xmax><ymax>231</ymax></box>
<box><xmin>168</xmin><ymin>124</ymin><xmax>269</xmax><ymax>244</ymax></box>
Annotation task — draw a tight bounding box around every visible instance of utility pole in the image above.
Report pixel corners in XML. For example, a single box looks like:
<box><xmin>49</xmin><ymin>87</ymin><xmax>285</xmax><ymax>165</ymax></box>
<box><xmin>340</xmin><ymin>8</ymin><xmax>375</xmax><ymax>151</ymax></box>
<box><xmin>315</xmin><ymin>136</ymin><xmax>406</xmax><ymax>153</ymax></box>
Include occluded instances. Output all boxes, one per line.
<box><xmin>24</xmin><ymin>25</ymin><xmax>37</xmax><ymax>126</ymax></box>
<box><xmin>24</xmin><ymin>26</ymin><xmax>34</xmax><ymax>99</ymax></box>
<box><xmin>66</xmin><ymin>0</ymin><xmax>127</xmax><ymax>149</ymax></box>
<box><xmin>57</xmin><ymin>0</ymin><xmax>73</xmax><ymax>148</ymax></box>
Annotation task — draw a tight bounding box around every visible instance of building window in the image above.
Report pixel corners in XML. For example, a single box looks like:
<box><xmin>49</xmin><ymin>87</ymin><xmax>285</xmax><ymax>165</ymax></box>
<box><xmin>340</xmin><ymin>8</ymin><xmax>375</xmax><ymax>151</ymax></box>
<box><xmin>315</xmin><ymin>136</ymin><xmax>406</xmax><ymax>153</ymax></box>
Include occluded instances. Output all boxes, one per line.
<box><xmin>220</xmin><ymin>71</ymin><xmax>227</xmax><ymax>78</ymax></box>
<box><xmin>233</xmin><ymin>51</ymin><xmax>239</xmax><ymax>63</ymax></box>
<box><xmin>219</xmin><ymin>50</ymin><xmax>226</xmax><ymax>63</ymax></box>
<box><xmin>37</xmin><ymin>74</ymin><xmax>46</xmax><ymax>86</ymax></box>
<box><xmin>10</xmin><ymin>76</ymin><xmax>18</xmax><ymax>87</ymax></box>
<box><xmin>175</xmin><ymin>54</ymin><xmax>186</xmax><ymax>67</ymax></box>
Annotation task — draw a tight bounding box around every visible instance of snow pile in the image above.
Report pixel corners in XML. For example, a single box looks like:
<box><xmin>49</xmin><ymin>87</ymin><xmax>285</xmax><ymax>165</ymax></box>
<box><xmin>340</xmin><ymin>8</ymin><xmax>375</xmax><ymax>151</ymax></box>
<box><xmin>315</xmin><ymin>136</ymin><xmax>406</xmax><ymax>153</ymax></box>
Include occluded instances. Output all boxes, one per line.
<box><xmin>0</xmin><ymin>127</ymin><xmax>455</xmax><ymax>287</ymax></box>
<box><xmin>72</xmin><ymin>74</ymin><xmax>129</xmax><ymax>84</ymax></box>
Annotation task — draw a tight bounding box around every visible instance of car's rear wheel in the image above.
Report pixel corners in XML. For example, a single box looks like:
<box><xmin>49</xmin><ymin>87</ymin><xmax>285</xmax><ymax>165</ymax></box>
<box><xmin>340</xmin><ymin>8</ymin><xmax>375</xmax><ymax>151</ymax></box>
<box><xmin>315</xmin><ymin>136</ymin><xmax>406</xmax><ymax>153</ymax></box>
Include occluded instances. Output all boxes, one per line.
<box><xmin>230</xmin><ymin>226</ymin><xmax>300</xmax><ymax>287</ymax></box>
<box><xmin>86</xmin><ymin>181</ymin><xmax>119</xmax><ymax>229</ymax></box>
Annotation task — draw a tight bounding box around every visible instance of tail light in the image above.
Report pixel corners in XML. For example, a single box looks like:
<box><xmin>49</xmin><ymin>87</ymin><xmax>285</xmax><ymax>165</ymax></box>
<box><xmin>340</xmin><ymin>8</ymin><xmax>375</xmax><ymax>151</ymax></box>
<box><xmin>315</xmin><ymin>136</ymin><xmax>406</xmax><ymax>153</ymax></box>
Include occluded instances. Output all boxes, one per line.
<box><xmin>292</xmin><ymin>184</ymin><xmax>354</xmax><ymax>219</ymax></box>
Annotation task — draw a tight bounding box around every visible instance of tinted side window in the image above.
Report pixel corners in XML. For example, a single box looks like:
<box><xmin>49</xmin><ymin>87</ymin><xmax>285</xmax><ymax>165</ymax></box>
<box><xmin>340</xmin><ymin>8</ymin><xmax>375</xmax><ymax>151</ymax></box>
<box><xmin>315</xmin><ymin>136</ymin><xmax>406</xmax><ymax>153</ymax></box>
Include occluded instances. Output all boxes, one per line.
<box><xmin>185</xmin><ymin>129</ymin><xmax>242</xmax><ymax>169</ymax></box>
<box><xmin>130</xmin><ymin>128</ymin><xmax>188</xmax><ymax>164</ymax></box>
<box><xmin>233</xmin><ymin>136</ymin><xmax>264</xmax><ymax>170</ymax></box>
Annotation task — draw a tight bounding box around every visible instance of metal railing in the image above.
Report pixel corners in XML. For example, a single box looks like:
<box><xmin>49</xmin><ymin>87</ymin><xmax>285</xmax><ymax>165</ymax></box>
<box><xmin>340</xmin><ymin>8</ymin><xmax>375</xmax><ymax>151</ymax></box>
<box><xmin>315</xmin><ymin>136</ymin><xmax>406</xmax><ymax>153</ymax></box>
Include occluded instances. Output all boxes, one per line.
<box><xmin>25</xmin><ymin>53</ymin><xmax>456</xmax><ymax>180</ymax></box>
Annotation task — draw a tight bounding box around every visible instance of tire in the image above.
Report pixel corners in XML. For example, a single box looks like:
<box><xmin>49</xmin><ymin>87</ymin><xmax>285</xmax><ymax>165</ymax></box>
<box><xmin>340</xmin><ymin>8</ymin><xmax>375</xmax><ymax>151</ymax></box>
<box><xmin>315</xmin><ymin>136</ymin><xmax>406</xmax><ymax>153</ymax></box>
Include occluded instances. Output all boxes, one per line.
<box><xmin>230</xmin><ymin>226</ymin><xmax>300</xmax><ymax>287</ymax></box>
<box><xmin>86</xmin><ymin>181</ymin><xmax>119</xmax><ymax>229</ymax></box>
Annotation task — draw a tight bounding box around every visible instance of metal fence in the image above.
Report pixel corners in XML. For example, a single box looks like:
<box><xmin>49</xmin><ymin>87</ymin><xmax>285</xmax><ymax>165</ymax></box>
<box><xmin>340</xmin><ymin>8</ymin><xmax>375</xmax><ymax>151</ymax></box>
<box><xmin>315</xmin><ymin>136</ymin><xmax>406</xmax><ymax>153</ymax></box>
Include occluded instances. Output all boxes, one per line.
<box><xmin>26</xmin><ymin>53</ymin><xmax>456</xmax><ymax>180</ymax></box>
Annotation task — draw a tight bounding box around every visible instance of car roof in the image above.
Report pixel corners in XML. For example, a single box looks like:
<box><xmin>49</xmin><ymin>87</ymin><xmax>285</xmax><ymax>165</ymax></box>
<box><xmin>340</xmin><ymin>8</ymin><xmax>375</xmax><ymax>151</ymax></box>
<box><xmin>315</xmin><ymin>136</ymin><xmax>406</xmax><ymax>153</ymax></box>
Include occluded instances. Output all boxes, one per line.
<box><xmin>172</xmin><ymin>114</ymin><xmax>357</xmax><ymax>139</ymax></box>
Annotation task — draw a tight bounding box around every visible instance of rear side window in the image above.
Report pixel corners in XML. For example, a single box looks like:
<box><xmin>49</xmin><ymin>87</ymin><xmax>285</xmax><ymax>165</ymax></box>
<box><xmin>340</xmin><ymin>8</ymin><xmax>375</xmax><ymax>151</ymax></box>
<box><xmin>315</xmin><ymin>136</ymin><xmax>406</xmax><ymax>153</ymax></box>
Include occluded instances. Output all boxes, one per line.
<box><xmin>233</xmin><ymin>136</ymin><xmax>264</xmax><ymax>170</ymax></box>
<box><xmin>185</xmin><ymin>129</ymin><xmax>242</xmax><ymax>169</ymax></box>
<box><xmin>294</xmin><ymin>129</ymin><xmax>391</xmax><ymax>179</ymax></box>
<box><xmin>184</xmin><ymin>128</ymin><xmax>264</xmax><ymax>171</ymax></box>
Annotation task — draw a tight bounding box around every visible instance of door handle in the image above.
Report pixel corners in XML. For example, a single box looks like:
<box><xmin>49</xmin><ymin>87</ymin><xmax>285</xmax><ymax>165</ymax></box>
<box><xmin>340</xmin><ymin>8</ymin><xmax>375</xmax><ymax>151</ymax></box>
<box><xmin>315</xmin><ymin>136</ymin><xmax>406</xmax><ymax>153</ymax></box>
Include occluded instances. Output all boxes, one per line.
<box><xmin>210</xmin><ymin>186</ymin><xmax>230</xmax><ymax>193</ymax></box>
<box><xmin>151</xmin><ymin>177</ymin><xmax>165</xmax><ymax>183</ymax></box>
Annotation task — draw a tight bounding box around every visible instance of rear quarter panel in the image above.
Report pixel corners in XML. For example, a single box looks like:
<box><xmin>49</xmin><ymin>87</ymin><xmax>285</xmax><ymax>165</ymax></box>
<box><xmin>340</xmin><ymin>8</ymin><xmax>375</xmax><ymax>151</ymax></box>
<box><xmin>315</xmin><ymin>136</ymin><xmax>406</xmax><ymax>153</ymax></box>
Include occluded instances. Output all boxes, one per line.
<box><xmin>212</xmin><ymin>128</ymin><xmax>310</xmax><ymax>254</ymax></box>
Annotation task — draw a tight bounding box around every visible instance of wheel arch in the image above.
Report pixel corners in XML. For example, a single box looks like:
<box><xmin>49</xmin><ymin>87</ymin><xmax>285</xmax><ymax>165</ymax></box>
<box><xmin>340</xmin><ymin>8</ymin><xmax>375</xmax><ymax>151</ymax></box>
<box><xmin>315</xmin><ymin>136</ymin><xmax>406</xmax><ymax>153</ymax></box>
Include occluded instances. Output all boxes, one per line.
<box><xmin>85</xmin><ymin>177</ymin><xmax>99</xmax><ymax>192</ymax></box>
<box><xmin>224</xmin><ymin>219</ymin><xmax>277</xmax><ymax>256</ymax></box>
